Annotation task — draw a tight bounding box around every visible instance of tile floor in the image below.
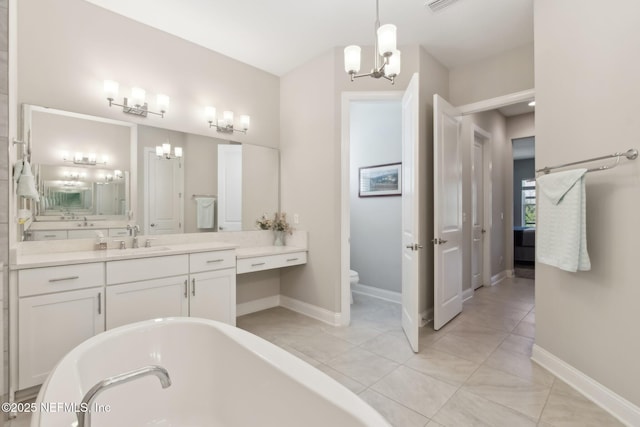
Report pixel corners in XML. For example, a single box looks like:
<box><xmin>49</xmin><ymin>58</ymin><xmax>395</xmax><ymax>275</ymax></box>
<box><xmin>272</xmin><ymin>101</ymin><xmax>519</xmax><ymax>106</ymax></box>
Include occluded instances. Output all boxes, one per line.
<box><xmin>7</xmin><ymin>277</ymin><xmax>623</xmax><ymax>427</ymax></box>
<box><xmin>237</xmin><ymin>277</ymin><xmax>622</xmax><ymax>427</ymax></box>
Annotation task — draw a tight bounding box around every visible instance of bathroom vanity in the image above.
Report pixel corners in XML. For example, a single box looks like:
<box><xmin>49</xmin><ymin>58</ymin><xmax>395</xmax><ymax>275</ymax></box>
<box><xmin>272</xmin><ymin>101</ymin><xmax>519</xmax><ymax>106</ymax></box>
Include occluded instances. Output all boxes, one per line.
<box><xmin>9</xmin><ymin>231</ymin><xmax>307</xmax><ymax>397</ymax></box>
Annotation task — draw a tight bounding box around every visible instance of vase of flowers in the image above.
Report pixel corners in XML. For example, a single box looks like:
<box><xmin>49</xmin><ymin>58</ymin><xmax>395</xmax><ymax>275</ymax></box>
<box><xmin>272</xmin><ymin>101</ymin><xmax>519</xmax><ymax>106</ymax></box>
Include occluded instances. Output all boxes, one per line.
<box><xmin>255</xmin><ymin>213</ymin><xmax>273</xmax><ymax>230</ymax></box>
<box><xmin>271</xmin><ymin>212</ymin><xmax>292</xmax><ymax>246</ymax></box>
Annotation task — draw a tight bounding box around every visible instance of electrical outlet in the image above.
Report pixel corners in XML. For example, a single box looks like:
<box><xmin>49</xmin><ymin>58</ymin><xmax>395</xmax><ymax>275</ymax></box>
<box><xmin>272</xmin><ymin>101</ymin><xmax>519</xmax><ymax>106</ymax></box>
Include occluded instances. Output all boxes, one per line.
<box><xmin>293</xmin><ymin>214</ymin><xmax>299</xmax><ymax>224</ymax></box>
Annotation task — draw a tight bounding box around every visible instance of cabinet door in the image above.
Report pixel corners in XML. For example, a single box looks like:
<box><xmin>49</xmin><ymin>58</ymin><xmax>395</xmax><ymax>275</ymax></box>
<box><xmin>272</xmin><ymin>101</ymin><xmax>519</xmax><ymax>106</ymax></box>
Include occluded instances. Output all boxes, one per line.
<box><xmin>18</xmin><ymin>288</ymin><xmax>104</xmax><ymax>389</ymax></box>
<box><xmin>190</xmin><ymin>269</ymin><xmax>236</xmax><ymax>326</ymax></box>
<box><xmin>106</xmin><ymin>275</ymin><xmax>189</xmax><ymax>329</ymax></box>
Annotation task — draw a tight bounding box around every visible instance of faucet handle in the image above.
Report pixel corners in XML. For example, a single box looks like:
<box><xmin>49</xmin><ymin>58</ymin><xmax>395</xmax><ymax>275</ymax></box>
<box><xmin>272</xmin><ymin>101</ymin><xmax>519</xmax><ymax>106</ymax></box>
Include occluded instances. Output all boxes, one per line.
<box><xmin>144</xmin><ymin>238</ymin><xmax>156</xmax><ymax>248</ymax></box>
<box><xmin>113</xmin><ymin>240</ymin><xmax>126</xmax><ymax>250</ymax></box>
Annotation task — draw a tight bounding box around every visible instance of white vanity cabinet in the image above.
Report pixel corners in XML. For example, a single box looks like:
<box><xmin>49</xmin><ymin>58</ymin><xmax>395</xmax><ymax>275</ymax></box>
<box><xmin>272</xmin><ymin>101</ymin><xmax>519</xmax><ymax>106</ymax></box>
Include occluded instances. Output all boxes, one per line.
<box><xmin>189</xmin><ymin>250</ymin><xmax>236</xmax><ymax>325</ymax></box>
<box><xmin>17</xmin><ymin>263</ymin><xmax>105</xmax><ymax>389</ymax></box>
<box><xmin>29</xmin><ymin>230</ymin><xmax>68</xmax><ymax>241</ymax></box>
<box><xmin>106</xmin><ymin>255</ymin><xmax>189</xmax><ymax>329</ymax></box>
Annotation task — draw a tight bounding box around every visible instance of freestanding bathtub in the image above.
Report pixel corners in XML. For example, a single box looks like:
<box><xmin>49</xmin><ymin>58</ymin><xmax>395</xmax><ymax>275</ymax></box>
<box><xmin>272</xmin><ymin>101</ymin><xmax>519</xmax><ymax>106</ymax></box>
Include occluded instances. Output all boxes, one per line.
<box><xmin>32</xmin><ymin>317</ymin><xmax>390</xmax><ymax>427</ymax></box>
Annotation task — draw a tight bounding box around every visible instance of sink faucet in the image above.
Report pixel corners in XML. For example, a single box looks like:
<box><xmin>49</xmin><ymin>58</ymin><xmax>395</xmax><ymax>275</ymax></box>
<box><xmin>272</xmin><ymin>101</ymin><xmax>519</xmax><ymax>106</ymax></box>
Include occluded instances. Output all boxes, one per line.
<box><xmin>127</xmin><ymin>224</ymin><xmax>141</xmax><ymax>248</ymax></box>
<box><xmin>83</xmin><ymin>216</ymin><xmax>88</xmax><ymax>226</ymax></box>
<box><xmin>76</xmin><ymin>365</ymin><xmax>171</xmax><ymax>427</ymax></box>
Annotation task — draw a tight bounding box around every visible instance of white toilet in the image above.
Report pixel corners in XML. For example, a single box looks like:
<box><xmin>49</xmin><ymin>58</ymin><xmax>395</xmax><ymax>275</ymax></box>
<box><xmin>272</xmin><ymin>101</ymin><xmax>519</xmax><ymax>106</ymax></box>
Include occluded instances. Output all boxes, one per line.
<box><xmin>349</xmin><ymin>269</ymin><xmax>359</xmax><ymax>304</ymax></box>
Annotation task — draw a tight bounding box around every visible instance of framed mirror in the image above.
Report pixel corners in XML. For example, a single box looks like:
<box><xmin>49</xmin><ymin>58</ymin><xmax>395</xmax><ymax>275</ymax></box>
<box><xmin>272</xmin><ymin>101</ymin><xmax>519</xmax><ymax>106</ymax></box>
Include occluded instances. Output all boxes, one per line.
<box><xmin>21</xmin><ymin>104</ymin><xmax>280</xmax><ymax>240</ymax></box>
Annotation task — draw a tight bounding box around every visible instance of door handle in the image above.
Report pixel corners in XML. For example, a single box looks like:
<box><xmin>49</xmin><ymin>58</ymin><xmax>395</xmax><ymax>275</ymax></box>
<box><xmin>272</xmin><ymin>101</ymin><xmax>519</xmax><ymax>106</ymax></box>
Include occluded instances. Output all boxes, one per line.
<box><xmin>481</xmin><ymin>229</ymin><xmax>486</xmax><ymax>234</ymax></box>
<box><xmin>98</xmin><ymin>292</ymin><xmax>102</xmax><ymax>315</ymax></box>
<box><xmin>150</xmin><ymin>223</ymin><xmax>156</xmax><ymax>227</ymax></box>
<box><xmin>432</xmin><ymin>238</ymin><xmax>448</xmax><ymax>245</ymax></box>
<box><xmin>406</xmin><ymin>243</ymin><xmax>425</xmax><ymax>251</ymax></box>
<box><xmin>184</xmin><ymin>280</ymin><xmax>188</xmax><ymax>298</ymax></box>
<box><xmin>192</xmin><ymin>278</ymin><xmax>196</xmax><ymax>296</ymax></box>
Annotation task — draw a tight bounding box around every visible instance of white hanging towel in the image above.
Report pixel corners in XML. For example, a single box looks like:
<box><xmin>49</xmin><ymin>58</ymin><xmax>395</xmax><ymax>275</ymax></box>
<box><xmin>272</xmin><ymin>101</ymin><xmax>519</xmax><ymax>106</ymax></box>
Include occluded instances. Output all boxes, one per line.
<box><xmin>536</xmin><ymin>168</ymin><xmax>590</xmax><ymax>272</ymax></box>
<box><xmin>15</xmin><ymin>160</ymin><xmax>40</xmax><ymax>201</ymax></box>
<box><xmin>196</xmin><ymin>197</ymin><xmax>216</xmax><ymax>229</ymax></box>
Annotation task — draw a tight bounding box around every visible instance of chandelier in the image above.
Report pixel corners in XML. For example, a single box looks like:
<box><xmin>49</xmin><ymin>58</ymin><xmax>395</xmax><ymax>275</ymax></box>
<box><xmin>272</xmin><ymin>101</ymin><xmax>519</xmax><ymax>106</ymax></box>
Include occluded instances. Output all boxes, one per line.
<box><xmin>344</xmin><ymin>0</ymin><xmax>401</xmax><ymax>84</ymax></box>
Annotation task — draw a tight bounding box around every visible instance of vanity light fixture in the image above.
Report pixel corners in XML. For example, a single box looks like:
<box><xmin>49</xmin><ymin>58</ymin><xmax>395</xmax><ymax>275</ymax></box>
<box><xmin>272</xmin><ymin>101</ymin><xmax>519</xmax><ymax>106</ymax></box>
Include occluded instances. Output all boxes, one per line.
<box><xmin>204</xmin><ymin>106</ymin><xmax>250</xmax><ymax>134</ymax></box>
<box><xmin>62</xmin><ymin>151</ymin><xmax>107</xmax><ymax>166</ymax></box>
<box><xmin>104</xmin><ymin>80</ymin><xmax>169</xmax><ymax>118</ymax></box>
<box><xmin>155</xmin><ymin>143</ymin><xmax>183</xmax><ymax>160</ymax></box>
<box><xmin>528</xmin><ymin>100</ymin><xmax>536</xmax><ymax>107</ymax></box>
<box><xmin>344</xmin><ymin>0</ymin><xmax>401</xmax><ymax>84</ymax></box>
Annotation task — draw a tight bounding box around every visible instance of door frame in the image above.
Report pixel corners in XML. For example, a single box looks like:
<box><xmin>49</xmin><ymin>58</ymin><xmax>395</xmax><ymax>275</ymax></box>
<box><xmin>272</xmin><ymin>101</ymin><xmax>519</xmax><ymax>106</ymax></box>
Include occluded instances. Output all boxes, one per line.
<box><xmin>143</xmin><ymin>147</ymin><xmax>184</xmax><ymax>235</ymax></box>
<box><xmin>470</xmin><ymin>124</ymin><xmax>492</xmax><ymax>291</ymax></box>
<box><xmin>340</xmin><ymin>90</ymin><xmax>403</xmax><ymax>326</ymax></box>
<box><xmin>457</xmin><ymin>88</ymin><xmax>535</xmax><ymax>285</ymax></box>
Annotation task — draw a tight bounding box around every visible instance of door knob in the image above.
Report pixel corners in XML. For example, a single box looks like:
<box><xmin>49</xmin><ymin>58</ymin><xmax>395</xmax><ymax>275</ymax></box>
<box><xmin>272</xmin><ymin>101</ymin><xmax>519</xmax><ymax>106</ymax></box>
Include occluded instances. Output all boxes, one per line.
<box><xmin>406</xmin><ymin>243</ymin><xmax>425</xmax><ymax>250</ymax></box>
<box><xmin>438</xmin><ymin>238</ymin><xmax>448</xmax><ymax>244</ymax></box>
<box><xmin>406</xmin><ymin>244</ymin><xmax>415</xmax><ymax>249</ymax></box>
<box><xmin>150</xmin><ymin>223</ymin><xmax>156</xmax><ymax>227</ymax></box>
<box><xmin>481</xmin><ymin>229</ymin><xmax>486</xmax><ymax>234</ymax></box>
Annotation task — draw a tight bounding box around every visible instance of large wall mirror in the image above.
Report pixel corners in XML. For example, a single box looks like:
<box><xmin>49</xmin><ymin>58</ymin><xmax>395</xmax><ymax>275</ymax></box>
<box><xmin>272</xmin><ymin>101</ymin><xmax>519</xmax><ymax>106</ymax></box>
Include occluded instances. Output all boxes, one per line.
<box><xmin>21</xmin><ymin>104</ymin><xmax>280</xmax><ymax>240</ymax></box>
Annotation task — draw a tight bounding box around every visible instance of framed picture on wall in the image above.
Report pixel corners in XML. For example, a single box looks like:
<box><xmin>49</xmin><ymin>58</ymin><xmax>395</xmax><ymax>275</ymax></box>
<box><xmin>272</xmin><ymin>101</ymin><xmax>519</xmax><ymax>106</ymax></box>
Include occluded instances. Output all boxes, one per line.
<box><xmin>359</xmin><ymin>163</ymin><xmax>402</xmax><ymax>197</ymax></box>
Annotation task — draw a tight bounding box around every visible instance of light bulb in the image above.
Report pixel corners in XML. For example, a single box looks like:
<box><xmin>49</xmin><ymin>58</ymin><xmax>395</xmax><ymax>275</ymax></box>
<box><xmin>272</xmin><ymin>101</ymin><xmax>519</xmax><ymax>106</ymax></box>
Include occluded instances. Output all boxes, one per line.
<box><xmin>223</xmin><ymin>111</ymin><xmax>234</xmax><ymax>127</ymax></box>
<box><xmin>240</xmin><ymin>115</ymin><xmax>250</xmax><ymax>131</ymax></box>
<box><xmin>156</xmin><ymin>146</ymin><xmax>164</xmax><ymax>157</ymax></box>
<box><xmin>377</xmin><ymin>24</ymin><xmax>397</xmax><ymax>57</ymax></box>
<box><xmin>205</xmin><ymin>106</ymin><xmax>217</xmax><ymax>123</ymax></box>
<box><xmin>344</xmin><ymin>45</ymin><xmax>361</xmax><ymax>73</ymax></box>
<box><xmin>104</xmin><ymin>80</ymin><xmax>119</xmax><ymax>100</ymax></box>
<box><xmin>162</xmin><ymin>143</ymin><xmax>171</xmax><ymax>156</ymax></box>
<box><xmin>386</xmin><ymin>50</ymin><xmax>401</xmax><ymax>77</ymax></box>
<box><xmin>157</xmin><ymin>94</ymin><xmax>170</xmax><ymax>112</ymax></box>
<box><xmin>130</xmin><ymin>87</ymin><xmax>146</xmax><ymax>106</ymax></box>
<box><xmin>174</xmin><ymin>147</ymin><xmax>183</xmax><ymax>158</ymax></box>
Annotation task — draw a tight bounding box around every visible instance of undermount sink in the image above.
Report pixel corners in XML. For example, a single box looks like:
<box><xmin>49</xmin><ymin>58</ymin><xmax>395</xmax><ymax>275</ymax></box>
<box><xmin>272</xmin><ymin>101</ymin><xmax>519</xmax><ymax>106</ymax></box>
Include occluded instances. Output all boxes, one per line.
<box><xmin>108</xmin><ymin>246</ymin><xmax>172</xmax><ymax>255</ymax></box>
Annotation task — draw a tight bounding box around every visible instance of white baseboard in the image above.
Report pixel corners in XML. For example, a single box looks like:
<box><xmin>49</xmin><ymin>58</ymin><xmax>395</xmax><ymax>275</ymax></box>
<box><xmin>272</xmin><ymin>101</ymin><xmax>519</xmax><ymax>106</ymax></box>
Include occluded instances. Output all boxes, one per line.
<box><xmin>506</xmin><ymin>269</ymin><xmax>515</xmax><ymax>278</ymax></box>
<box><xmin>462</xmin><ymin>288</ymin><xmax>474</xmax><ymax>302</ymax></box>
<box><xmin>279</xmin><ymin>295</ymin><xmax>341</xmax><ymax>326</ymax></box>
<box><xmin>236</xmin><ymin>295</ymin><xmax>280</xmax><ymax>317</ymax></box>
<box><xmin>491</xmin><ymin>270</ymin><xmax>509</xmax><ymax>286</ymax></box>
<box><xmin>532</xmin><ymin>344</ymin><xmax>640</xmax><ymax>426</ymax></box>
<box><xmin>352</xmin><ymin>283</ymin><xmax>402</xmax><ymax>304</ymax></box>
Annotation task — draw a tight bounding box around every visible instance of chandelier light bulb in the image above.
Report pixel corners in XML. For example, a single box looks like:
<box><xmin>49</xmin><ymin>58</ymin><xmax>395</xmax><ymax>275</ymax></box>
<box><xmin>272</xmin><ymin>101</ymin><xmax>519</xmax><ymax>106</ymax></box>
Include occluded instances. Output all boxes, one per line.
<box><xmin>386</xmin><ymin>50</ymin><xmax>401</xmax><ymax>77</ymax></box>
<box><xmin>344</xmin><ymin>45</ymin><xmax>362</xmax><ymax>73</ymax></box>
<box><xmin>377</xmin><ymin>24</ymin><xmax>397</xmax><ymax>57</ymax></box>
<box><xmin>130</xmin><ymin>87</ymin><xmax>146</xmax><ymax>107</ymax></box>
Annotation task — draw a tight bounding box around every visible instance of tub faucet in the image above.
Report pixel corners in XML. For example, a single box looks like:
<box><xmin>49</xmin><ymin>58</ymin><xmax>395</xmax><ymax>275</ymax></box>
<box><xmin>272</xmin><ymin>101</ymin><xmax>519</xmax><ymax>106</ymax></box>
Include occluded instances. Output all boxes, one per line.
<box><xmin>77</xmin><ymin>365</ymin><xmax>171</xmax><ymax>427</ymax></box>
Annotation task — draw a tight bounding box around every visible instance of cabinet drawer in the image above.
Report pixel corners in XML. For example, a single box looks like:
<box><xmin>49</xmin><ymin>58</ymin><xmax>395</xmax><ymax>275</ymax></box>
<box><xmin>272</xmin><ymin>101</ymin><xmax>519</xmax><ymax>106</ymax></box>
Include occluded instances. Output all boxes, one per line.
<box><xmin>108</xmin><ymin>228</ymin><xmax>130</xmax><ymax>237</ymax></box>
<box><xmin>30</xmin><ymin>230</ymin><xmax>68</xmax><ymax>241</ymax></box>
<box><xmin>189</xmin><ymin>250</ymin><xmax>236</xmax><ymax>273</ymax></box>
<box><xmin>107</xmin><ymin>254</ymin><xmax>188</xmax><ymax>285</ymax></box>
<box><xmin>19</xmin><ymin>263</ymin><xmax>105</xmax><ymax>297</ymax></box>
<box><xmin>236</xmin><ymin>251</ymin><xmax>307</xmax><ymax>274</ymax></box>
<box><xmin>68</xmin><ymin>229</ymin><xmax>108</xmax><ymax>239</ymax></box>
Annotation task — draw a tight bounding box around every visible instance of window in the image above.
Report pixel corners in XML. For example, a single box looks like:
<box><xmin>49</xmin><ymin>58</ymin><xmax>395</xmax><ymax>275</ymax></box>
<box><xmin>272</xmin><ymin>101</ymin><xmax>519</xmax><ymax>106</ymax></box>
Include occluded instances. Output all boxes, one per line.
<box><xmin>522</xmin><ymin>179</ymin><xmax>536</xmax><ymax>227</ymax></box>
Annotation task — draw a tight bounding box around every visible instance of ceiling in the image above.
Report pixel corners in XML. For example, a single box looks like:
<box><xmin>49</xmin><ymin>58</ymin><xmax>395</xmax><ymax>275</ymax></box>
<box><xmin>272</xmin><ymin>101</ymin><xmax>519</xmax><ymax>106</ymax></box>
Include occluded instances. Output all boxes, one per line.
<box><xmin>499</xmin><ymin>101</ymin><xmax>535</xmax><ymax>117</ymax></box>
<box><xmin>84</xmin><ymin>0</ymin><xmax>533</xmax><ymax>76</ymax></box>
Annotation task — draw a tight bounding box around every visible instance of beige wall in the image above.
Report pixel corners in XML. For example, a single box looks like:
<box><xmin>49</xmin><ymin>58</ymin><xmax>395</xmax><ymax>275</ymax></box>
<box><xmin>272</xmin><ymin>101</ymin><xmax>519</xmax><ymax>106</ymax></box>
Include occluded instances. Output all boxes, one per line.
<box><xmin>16</xmin><ymin>0</ymin><xmax>282</xmax><ymax>306</ymax></box>
<box><xmin>449</xmin><ymin>43</ymin><xmax>534</xmax><ymax>106</ymax></box>
<box><xmin>280</xmin><ymin>46</ymin><xmax>448</xmax><ymax>314</ymax></box>
<box><xmin>17</xmin><ymin>0</ymin><xmax>279</xmax><ymax>148</ymax></box>
<box><xmin>535</xmin><ymin>0</ymin><xmax>640</xmax><ymax>407</ymax></box>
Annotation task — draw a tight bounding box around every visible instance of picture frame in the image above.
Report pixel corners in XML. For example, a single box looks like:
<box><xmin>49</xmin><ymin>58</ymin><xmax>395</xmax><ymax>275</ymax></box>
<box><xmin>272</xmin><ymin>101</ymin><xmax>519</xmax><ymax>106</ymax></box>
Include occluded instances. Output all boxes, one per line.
<box><xmin>359</xmin><ymin>162</ymin><xmax>402</xmax><ymax>197</ymax></box>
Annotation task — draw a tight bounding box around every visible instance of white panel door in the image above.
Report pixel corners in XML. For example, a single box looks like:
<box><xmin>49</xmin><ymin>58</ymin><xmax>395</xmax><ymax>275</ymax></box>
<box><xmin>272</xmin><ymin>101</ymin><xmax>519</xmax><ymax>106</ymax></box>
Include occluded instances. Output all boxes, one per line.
<box><xmin>189</xmin><ymin>269</ymin><xmax>236</xmax><ymax>326</ymax></box>
<box><xmin>147</xmin><ymin>150</ymin><xmax>183</xmax><ymax>235</ymax></box>
<box><xmin>217</xmin><ymin>144</ymin><xmax>243</xmax><ymax>231</ymax></box>
<box><xmin>106</xmin><ymin>276</ymin><xmax>189</xmax><ymax>329</ymax></box>
<box><xmin>18</xmin><ymin>288</ymin><xmax>104</xmax><ymax>389</ymax></box>
<box><xmin>433</xmin><ymin>94</ymin><xmax>463</xmax><ymax>330</ymax></box>
<box><xmin>401</xmin><ymin>73</ymin><xmax>422</xmax><ymax>352</ymax></box>
<box><xmin>471</xmin><ymin>138</ymin><xmax>485</xmax><ymax>290</ymax></box>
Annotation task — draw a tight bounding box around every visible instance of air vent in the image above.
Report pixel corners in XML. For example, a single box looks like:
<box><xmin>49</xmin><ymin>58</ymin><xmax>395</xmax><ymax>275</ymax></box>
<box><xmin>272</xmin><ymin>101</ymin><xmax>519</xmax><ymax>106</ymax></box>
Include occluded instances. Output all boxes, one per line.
<box><xmin>425</xmin><ymin>0</ymin><xmax>462</xmax><ymax>12</ymax></box>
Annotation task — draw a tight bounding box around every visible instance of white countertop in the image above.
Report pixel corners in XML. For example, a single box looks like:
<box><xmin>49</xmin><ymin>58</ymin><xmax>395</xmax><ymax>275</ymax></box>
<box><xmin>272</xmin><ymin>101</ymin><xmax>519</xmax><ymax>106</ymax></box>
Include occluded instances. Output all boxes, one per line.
<box><xmin>13</xmin><ymin>241</ymin><xmax>238</xmax><ymax>269</ymax></box>
<box><xmin>235</xmin><ymin>246</ymin><xmax>307</xmax><ymax>259</ymax></box>
<box><xmin>13</xmin><ymin>242</ymin><xmax>308</xmax><ymax>270</ymax></box>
